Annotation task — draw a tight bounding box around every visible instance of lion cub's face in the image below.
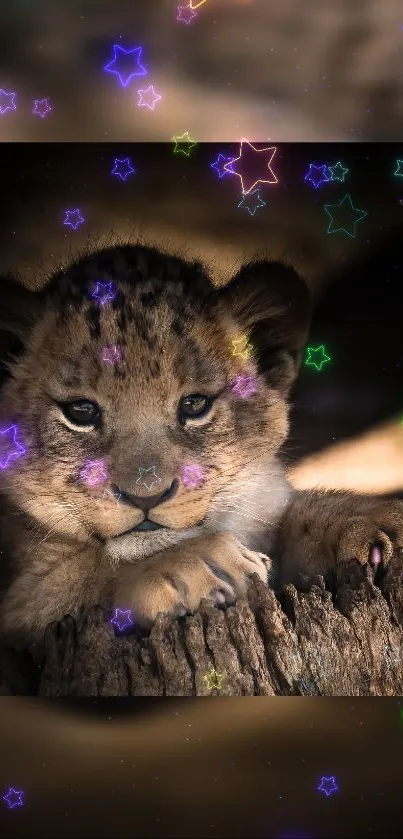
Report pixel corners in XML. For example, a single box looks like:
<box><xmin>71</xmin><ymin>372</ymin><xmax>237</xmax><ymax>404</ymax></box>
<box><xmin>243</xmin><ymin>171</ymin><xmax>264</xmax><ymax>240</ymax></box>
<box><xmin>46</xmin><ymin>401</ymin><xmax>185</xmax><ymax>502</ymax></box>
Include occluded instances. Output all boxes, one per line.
<box><xmin>0</xmin><ymin>246</ymin><xmax>310</xmax><ymax>564</ymax></box>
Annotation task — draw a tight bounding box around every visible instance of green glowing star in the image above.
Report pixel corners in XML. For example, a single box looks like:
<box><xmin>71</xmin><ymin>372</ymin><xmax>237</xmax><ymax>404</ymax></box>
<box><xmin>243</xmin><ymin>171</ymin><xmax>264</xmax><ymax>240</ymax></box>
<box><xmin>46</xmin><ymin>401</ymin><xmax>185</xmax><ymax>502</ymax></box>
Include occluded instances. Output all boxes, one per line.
<box><xmin>394</xmin><ymin>159</ymin><xmax>403</xmax><ymax>177</ymax></box>
<box><xmin>305</xmin><ymin>345</ymin><xmax>331</xmax><ymax>371</ymax></box>
<box><xmin>203</xmin><ymin>667</ymin><xmax>225</xmax><ymax>692</ymax></box>
<box><xmin>327</xmin><ymin>161</ymin><xmax>349</xmax><ymax>183</ymax></box>
<box><xmin>324</xmin><ymin>193</ymin><xmax>368</xmax><ymax>238</ymax></box>
<box><xmin>172</xmin><ymin>131</ymin><xmax>197</xmax><ymax>156</ymax></box>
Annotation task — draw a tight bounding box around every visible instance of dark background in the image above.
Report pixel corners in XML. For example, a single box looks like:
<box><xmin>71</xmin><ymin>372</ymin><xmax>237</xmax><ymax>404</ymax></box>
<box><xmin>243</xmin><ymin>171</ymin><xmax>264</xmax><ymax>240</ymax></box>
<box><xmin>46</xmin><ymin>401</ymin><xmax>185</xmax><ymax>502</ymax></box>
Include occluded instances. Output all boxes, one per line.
<box><xmin>1</xmin><ymin>142</ymin><xmax>403</xmax><ymax>838</ymax></box>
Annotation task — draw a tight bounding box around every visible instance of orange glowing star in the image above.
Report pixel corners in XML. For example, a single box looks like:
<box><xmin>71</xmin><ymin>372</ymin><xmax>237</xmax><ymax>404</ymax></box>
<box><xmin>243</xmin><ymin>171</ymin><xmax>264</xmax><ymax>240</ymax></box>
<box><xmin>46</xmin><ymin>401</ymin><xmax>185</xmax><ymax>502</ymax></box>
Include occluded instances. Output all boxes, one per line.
<box><xmin>224</xmin><ymin>139</ymin><xmax>278</xmax><ymax>195</ymax></box>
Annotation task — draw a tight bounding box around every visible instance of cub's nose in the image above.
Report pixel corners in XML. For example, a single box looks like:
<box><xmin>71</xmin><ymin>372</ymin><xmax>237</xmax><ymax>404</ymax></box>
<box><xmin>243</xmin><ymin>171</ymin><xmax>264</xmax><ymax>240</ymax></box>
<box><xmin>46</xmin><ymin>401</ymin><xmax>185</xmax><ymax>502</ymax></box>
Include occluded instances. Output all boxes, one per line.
<box><xmin>111</xmin><ymin>478</ymin><xmax>179</xmax><ymax>512</ymax></box>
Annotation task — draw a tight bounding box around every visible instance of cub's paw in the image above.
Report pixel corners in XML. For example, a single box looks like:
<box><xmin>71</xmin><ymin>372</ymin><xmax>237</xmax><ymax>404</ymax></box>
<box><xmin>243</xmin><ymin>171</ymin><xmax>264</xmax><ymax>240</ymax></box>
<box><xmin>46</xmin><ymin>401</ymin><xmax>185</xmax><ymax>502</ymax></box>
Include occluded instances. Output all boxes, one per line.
<box><xmin>115</xmin><ymin>533</ymin><xmax>271</xmax><ymax>628</ymax></box>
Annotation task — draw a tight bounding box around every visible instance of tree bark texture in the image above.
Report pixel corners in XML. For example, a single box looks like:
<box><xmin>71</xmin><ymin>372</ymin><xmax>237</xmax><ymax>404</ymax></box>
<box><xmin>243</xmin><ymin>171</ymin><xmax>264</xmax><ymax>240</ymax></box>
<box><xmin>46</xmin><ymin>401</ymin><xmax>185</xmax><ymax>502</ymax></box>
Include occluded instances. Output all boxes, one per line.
<box><xmin>1</xmin><ymin>552</ymin><xmax>403</xmax><ymax>696</ymax></box>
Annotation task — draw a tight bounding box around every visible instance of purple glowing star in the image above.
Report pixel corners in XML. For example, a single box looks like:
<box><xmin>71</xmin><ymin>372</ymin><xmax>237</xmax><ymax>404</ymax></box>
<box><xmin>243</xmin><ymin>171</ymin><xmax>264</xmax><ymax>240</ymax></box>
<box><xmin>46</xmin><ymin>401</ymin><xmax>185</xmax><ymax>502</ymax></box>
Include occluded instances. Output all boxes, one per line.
<box><xmin>137</xmin><ymin>85</ymin><xmax>162</xmax><ymax>111</ymax></box>
<box><xmin>176</xmin><ymin>3</ymin><xmax>197</xmax><ymax>24</ymax></box>
<box><xmin>104</xmin><ymin>45</ymin><xmax>147</xmax><ymax>88</ymax></box>
<box><xmin>110</xmin><ymin>608</ymin><xmax>134</xmax><ymax>633</ymax></box>
<box><xmin>102</xmin><ymin>345</ymin><xmax>122</xmax><ymax>365</ymax></box>
<box><xmin>80</xmin><ymin>459</ymin><xmax>108</xmax><ymax>488</ymax></box>
<box><xmin>91</xmin><ymin>281</ymin><xmax>117</xmax><ymax>306</ymax></box>
<box><xmin>0</xmin><ymin>426</ymin><xmax>25</xmax><ymax>469</ymax></box>
<box><xmin>210</xmin><ymin>153</ymin><xmax>234</xmax><ymax>179</ymax></box>
<box><xmin>182</xmin><ymin>464</ymin><xmax>204</xmax><ymax>489</ymax></box>
<box><xmin>232</xmin><ymin>375</ymin><xmax>257</xmax><ymax>398</ymax></box>
<box><xmin>0</xmin><ymin>89</ymin><xmax>17</xmax><ymax>115</ymax></box>
<box><xmin>3</xmin><ymin>787</ymin><xmax>25</xmax><ymax>809</ymax></box>
<box><xmin>304</xmin><ymin>163</ymin><xmax>329</xmax><ymax>189</ymax></box>
<box><xmin>63</xmin><ymin>209</ymin><xmax>85</xmax><ymax>230</ymax></box>
<box><xmin>111</xmin><ymin>156</ymin><xmax>136</xmax><ymax>182</ymax></box>
<box><xmin>318</xmin><ymin>776</ymin><xmax>339</xmax><ymax>797</ymax></box>
<box><xmin>135</xmin><ymin>466</ymin><xmax>161</xmax><ymax>492</ymax></box>
<box><xmin>32</xmin><ymin>98</ymin><xmax>52</xmax><ymax>118</ymax></box>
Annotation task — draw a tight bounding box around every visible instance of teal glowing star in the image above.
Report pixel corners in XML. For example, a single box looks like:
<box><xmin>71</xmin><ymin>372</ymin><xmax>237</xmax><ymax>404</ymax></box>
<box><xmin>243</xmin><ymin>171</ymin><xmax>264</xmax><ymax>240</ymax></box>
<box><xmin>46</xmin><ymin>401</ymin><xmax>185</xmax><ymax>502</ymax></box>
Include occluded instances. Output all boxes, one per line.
<box><xmin>323</xmin><ymin>193</ymin><xmax>368</xmax><ymax>238</ymax></box>
<box><xmin>394</xmin><ymin>159</ymin><xmax>403</xmax><ymax>177</ymax></box>
<box><xmin>135</xmin><ymin>465</ymin><xmax>161</xmax><ymax>492</ymax></box>
<box><xmin>328</xmin><ymin>161</ymin><xmax>349</xmax><ymax>182</ymax></box>
<box><xmin>238</xmin><ymin>189</ymin><xmax>266</xmax><ymax>216</ymax></box>
<box><xmin>305</xmin><ymin>345</ymin><xmax>331</xmax><ymax>371</ymax></box>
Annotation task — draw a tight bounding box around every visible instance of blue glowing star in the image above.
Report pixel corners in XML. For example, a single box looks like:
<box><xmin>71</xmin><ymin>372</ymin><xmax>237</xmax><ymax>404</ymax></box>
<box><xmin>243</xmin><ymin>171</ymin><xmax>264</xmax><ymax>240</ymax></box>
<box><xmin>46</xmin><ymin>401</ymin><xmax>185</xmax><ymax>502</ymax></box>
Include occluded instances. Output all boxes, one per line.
<box><xmin>63</xmin><ymin>209</ymin><xmax>85</xmax><ymax>230</ymax></box>
<box><xmin>210</xmin><ymin>153</ymin><xmax>234</xmax><ymax>179</ymax></box>
<box><xmin>3</xmin><ymin>787</ymin><xmax>25</xmax><ymax>809</ymax></box>
<box><xmin>137</xmin><ymin>85</ymin><xmax>162</xmax><ymax>110</ymax></box>
<box><xmin>91</xmin><ymin>281</ymin><xmax>117</xmax><ymax>306</ymax></box>
<box><xmin>394</xmin><ymin>159</ymin><xmax>403</xmax><ymax>178</ymax></box>
<box><xmin>104</xmin><ymin>45</ymin><xmax>147</xmax><ymax>88</ymax></box>
<box><xmin>318</xmin><ymin>776</ymin><xmax>339</xmax><ymax>797</ymax></box>
<box><xmin>135</xmin><ymin>465</ymin><xmax>161</xmax><ymax>492</ymax></box>
<box><xmin>238</xmin><ymin>189</ymin><xmax>266</xmax><ymax>216</ymax></box>
<box><xmin>111</xmin><ymin>156</ymin><xmax>136</xmax><ymax>182</ymax></box>
<box><xmin>110</xmin><ymin>608</ymin><xmax>134</xmax><ymax>633</ymax></box>
<box><xmin>0</xmin><ymin>89</ymin><xmax>17</xmax><ymax>115</ymax></box>
<box><xmin>304</xmin><ymin>163</ymin><xmax>329</xmax><ymax>189</ymax></box>
<box><xmin>328</xmin><ymin>161</ymin><xmax>349</xmax><ymax>182</ymax></box>
<box><xmin>0</xmin><ymin>426</ymin><xmax>25</xmax><ymax>469</ymax></box>
<box><xmin>324</xmin><ymin>193</ymin><xmax>368</xmax><ymax>238</ymax></box>
<box><xmin>32</xmin><ymin>98</ymin><xmax>52</xmax><ymax>118</ymax></box>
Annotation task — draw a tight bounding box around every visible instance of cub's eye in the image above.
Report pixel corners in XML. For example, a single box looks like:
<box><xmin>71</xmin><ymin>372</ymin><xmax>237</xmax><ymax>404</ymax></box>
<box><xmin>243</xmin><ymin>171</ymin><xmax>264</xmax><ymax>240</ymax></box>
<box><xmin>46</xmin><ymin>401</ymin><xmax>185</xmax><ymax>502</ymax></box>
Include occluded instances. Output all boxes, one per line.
<box><xmin>179</xmin><ymin>393</ymin><xmax>212</xmax><ymax>420</ymax></box>
<box><xmin>61</xmin><ymin>399</ymin><xmax>100</xmax><ymax>427</ymax></box>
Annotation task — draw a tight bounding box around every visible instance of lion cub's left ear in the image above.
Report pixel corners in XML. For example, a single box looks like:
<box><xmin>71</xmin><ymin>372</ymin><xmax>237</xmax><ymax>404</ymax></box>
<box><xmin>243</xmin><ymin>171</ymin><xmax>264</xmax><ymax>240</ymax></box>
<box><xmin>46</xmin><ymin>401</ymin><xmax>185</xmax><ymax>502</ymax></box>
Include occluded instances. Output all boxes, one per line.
<box><xmin>218</xmin><ymin>260</ymin><xmax>312</xmax><ymax>395</ymax></box>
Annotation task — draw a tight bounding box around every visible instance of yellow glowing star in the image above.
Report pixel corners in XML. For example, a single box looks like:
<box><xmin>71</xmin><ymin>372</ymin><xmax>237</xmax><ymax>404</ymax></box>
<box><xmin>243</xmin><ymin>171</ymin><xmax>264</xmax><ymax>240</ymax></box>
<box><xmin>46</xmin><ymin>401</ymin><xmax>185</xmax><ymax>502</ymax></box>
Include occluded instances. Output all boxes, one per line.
<box><xmin>224</xmin><ymin>139</ymin><xmax>278</xmax><ymax>195</ymax></box>
<box><xmin>203</xmin><ymin>668</ymin><xmax>225</xmax><ymax>692</ymax></box>
<box><xmin>231</xmin><ymin>335</ymin><xmax>251</xmax><ymax>361</ymax></box>
<box><xmin>172</xmin><ymin>131</ymin><xmax>198</xmax><ymax>156</ymax></box>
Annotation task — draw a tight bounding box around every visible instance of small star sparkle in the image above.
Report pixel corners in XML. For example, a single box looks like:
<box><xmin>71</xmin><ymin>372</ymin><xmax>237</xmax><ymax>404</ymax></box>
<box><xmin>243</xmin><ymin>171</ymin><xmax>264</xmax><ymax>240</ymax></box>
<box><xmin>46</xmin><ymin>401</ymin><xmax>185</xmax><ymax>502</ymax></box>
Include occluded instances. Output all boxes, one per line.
<box><xmin>3</xmin><ymin>788</ymin><xmax>25</xmax><ymax>809</ymax></box>
<box><xmin>32</xmin><ymin>98</ymin><xmax>52</xmax><ymax>118</ymax></box>
<box><xmin>182</xmin><ymin>464</ymin><xmax>204</xmax><ymax>488</ymax></box>
<box><xmin>135</xmin><ymin>466</ymin><xmax>161</xmax><ymax>492</ymax></box>
<box><xmin>231</xmin><ymin>335</ymin><xmax>252</xmax><ymax>361</ymax></box>
<box><xmin>324</xmin><ymin>193</ymin><xmax>368</xmax><ymax>238</ymax></box>
<box><xmin>176</xmin><ymin>3</ymin><xmax>197</xmax><ymax>24</ymax></box>
<box><xmin>80</xmin><ymin>459</ymin><xmax>108</xmax><ymax>488</ymax></box>
<box><xmin>232</xmin><ymin>375</ymin><xmax>256</xmax><ymax>398</ymax></box>
<box><xmin>110</xmin><ymin>608</ymin><xmax>134</xmax><ymax>633</ymax></box>
<box><xmin>0</xmin><ymin>89</ymin><xmax>17</xmax><ymax>115</ymax></box>
<box><xmin>0</xmin><ymin>426</ymin><xmax>25</xmax><ymax>469</ymax></box>
<box><xmin>102</xmin><ymin>345</ymin><xmax>122</xmax><ymax>365</ymax></box>
<box><xmin>210</xmin><ymin>153</ymin><xmax>234</xmax><ymax>179</ymax></box>
<box><xmin>104</xmin><ymin>45</ymin><xmax>147</xmax><ymax>88</ymax></box>
<box><xmin>318</xmin><ymin>776</ymin><xmax>339</xmax><ymax>797</ymax></box>
<box><xmin>203</xmin><ymin>668</ymin><xmax>225</xmax><ymax>692</ymax></box>
<box><xmin>111</xmin><ymin>157</ymin><xmax>136</xmax><ymax>181</ymax></box>
<box><xmin>137</xmin><ymin>85</ymin><xmax>162</xmax><ymax>110</ymax></box>
<box><xmin>91</xmin><ymin>281</ymin><xmax>117</xmax><ymax>306</ymax></box>
<box><xmin>172</xmin><ymin>131</ymin><xmax>197</xmax><ymax>156</ymax></box>
<box><xmin>394</xmin><ymin>159</ymin><xmax>403</xmax><ymax>177</ymax></box>
<box><xmin>304</xmin><ymin>163</ymin><xmax>329</xmax><ymax>189</ymax></box>
<box><xmin>224</xmin><ymin>140</ymin><xmax>278</xmax><ymax>195</ymax></box>
<box><xmin>328</xmin><ymin>161</ymin><xmax>349</xmax><ymax>182</ymax></box>
<box><xmin>238</xmin><ymin>189</ymin><xmax>266</xmax><ymax>216</ymax></box>
<box><xmin>63</xmin><ymin>209</ymin><xmax>85</xmax><ymax>230</ymax></box>
<box><xmin>305</xmin><ymin>345</ymin><xmax>331</xmax><ymax>371</ymax></box>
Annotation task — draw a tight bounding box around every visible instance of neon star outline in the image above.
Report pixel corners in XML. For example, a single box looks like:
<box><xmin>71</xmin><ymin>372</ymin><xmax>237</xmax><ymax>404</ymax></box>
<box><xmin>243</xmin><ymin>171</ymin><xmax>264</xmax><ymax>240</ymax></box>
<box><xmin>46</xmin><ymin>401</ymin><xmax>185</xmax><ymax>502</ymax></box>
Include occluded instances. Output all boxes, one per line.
<box><xmin>176</xmin><ymin>4</ymin><xmax>197</xmax><ymax>24</ymax></box>
<box><xmin>91</xmin><ymin>281</ymin><xmax>117</xmax><ymax>306</ymax></box>
<box><xmin>238</xmin><ymin>189</ymin><xmax>266</xmax><ymax>216</ymax></box>
<box><xmin>182</xmin><ymin>464</ymin><xmax>204</xmax><ymax>488</ymax></box>
<box><xmin>203</xmin><ymin>668</ymin><xmax>225</xmax><ymax>691</ymax></box>
<box><xmin>305</xmin><ymin>345</ymin><xmax>331</xmax><ymax>371</ymax></box>
<box><xmin>111</xmin><ymin>156</ymin><xmax>136</xmax><ymax>181</ymax></box>
<box><xmin>231</xmin><ymin>335</ymin><xmax>251</xmax><ymax>361</ymax></box>
<box><xmin>0</xmin><ymin>425</ymin><xmax>26</xmax><ymax>469</ymax></box>
<box><xmin>172</xmin><ymin>131</ymin><xmax>197</xmax><ymax>156</ymax></box>
<box><xmin>137</xmin><ymin>85</ymin><xmax>162</xmax><ymax>110</ymax></box>
<box><xmin>110</xmin><ymin>608</ymin><xmax>133</xmax><ymax>633</ymax></box>
<box><xmin>0</xmin><ymin>89</ymin><xmax>17</xmax><ymax>115</ymax></box>
<box><xmin>104</xmin><ymin>45</ymin><xmax>147</xmax><ymax>88</ymax></box>
<box><xmin>223</xmin><ymin>140</ymin><xmax>278</xmax><ymax>195</ymax></box>
<box><xmin>3</xmin><ymin>787</ymin><xmax>25</xmax><ymax>809</ymax></box>
<box><xmin>63</xmin><ymin>209</ymin><xmax>85</xmax><ymax>230</ymax></box>
<box><xmin>102</xmin><ymin>345</ymin><xmax>122</xmax><ymax>365</ymax></box>
<box><xmin>304</xmin><ymin>163</ymin><xmax>329</xmax><ymax>189</ymax></box>
<box><xmin>80</xmin><ymin>459</ymin><xmax>108</xmax><ymax>488</ymax></box>
<box><xmin>328</xmin><ymin>161</ymin><xmax>349</xmax><ymax>182</ymax></box>
<box><xmin>32</xmin><ymin>98</ymin><xmax>52</xmax><ymax>118</ymax></box>
<box><xmin>232</xmin><ymin>375</ymin><xmax>256</xmax><ymax>398</ymax></box>
<box><xmin>210</xmin><ymin>153</ymin><xmax>234</xmax><ymax>179</ymax></box>
<box><xmin>135</xmin><ymin>465</ymin><xmax>161</xmax><ymax>492</ymax></box>
<box><xmin>323</xmin><ymin>193</ymin><xmax>368</xmax><ymax>238</ymax></box>
<box><xmin>394</xmin><ymin>159</ymin><xmax>403</xmax><ymax>178</ymax></box>
<box><xmin>318</xmin><ymin>776</ymin><xmax>339</xmax><ymax>797</ymax></box>
<box><xmin>190</xmin><ymin>0</ymin><xmax>209</xmax><ymax>7</ymax></box>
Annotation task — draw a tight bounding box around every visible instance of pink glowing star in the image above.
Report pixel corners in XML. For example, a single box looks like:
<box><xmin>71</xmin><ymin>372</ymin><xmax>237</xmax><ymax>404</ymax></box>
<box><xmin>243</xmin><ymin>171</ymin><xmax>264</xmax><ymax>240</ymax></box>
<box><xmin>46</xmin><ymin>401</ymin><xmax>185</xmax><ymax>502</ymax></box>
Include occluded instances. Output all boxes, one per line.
<box><xmin>137</xmin><ymin>85</ymin><xmax>162</xmax><ymax>111</ymax></box>
<box><xmin>102</xmin><ymin>345</ymin><xmax>122</xmax><ymax>365</ymax></box>
<box><xmin>224</xmin><ymin>140</ymin><xmax>278</xmax><ymax>195</ymax></box>
<box><xmin>176</xmin><ymin>3</ymin><xmax>197</xmax><ymax>24</ymax></box>
<box><xmin>182</xmin><ymin>464</ymin><xmax>204</xmax><ymax>489</ymax></box>
<box><xmin>80</xmin><ymin>459</ymin><xmax>108</xmax><ymax>488</ymax></box>
<box><xmin>0</xmin><ymin>425</ymin><xmax>25</xmax><ymax>469</ymax></box>
<box><xmin>110</xmin><ymin>608</ymin><xmax>133</xmax><ymax>633</ymax></box>
<box><xmin>32</xmin><ymin>98</ymin><xmax>52</xmax><ymax>118</ymax></box>
<box><xmin>232</xmin><ymin>375</ymin><xmax>257</xmax><ymax>398</ymax></box>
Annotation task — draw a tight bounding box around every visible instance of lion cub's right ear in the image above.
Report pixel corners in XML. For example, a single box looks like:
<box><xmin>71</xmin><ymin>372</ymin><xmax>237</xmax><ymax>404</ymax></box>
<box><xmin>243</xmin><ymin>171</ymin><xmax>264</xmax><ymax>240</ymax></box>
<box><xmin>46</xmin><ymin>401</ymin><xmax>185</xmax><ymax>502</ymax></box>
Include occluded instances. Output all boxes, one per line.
<box><xmin>0</xmin><ymin>275</ymin><xmax>42</xmax><ymax>344</ymax></box>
